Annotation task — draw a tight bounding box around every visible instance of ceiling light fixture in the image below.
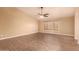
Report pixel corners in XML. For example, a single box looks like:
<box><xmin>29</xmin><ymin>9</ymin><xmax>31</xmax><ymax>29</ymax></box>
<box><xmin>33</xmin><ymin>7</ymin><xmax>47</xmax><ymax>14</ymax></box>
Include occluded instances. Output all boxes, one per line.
<box><xmin>40</xmin><ymin>15</ymin><xmax>44</xmax><ymax>18</ymax></box>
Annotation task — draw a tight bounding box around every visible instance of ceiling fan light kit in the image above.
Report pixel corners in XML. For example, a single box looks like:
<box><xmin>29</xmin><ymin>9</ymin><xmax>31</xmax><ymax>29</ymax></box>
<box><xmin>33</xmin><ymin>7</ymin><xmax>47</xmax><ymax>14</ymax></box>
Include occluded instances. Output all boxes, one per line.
<box><xmin>40</xmin><ymin>15</ymin><xmax>44</xmax><ymax>18</ymax></box>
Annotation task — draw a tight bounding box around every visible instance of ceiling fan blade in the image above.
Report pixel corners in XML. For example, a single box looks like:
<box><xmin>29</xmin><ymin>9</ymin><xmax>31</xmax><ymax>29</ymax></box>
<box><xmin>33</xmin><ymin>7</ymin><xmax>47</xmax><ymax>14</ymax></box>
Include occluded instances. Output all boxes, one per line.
<box><xmin>44</xmin><ymin>13</ymin><xmax>49</xmax><ymax>15</ymax></box>
<box><xmin>38</xmin><ymin>13</ymin><xmax>42</xmax><ymax>15</ymax></box>
<box><xmin>43</xmin><ymin>13</ymin><xmax>49</xmax><ymax>17</ymax></box>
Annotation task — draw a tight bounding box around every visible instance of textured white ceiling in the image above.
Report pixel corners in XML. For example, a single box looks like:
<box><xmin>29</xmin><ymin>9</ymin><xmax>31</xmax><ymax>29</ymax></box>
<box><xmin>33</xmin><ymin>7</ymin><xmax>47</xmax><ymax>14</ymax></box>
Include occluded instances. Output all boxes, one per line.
<box><xmin>17</xmin><ymin>7</ymin><xmax>75</xmax><ymax>20</ymax></box>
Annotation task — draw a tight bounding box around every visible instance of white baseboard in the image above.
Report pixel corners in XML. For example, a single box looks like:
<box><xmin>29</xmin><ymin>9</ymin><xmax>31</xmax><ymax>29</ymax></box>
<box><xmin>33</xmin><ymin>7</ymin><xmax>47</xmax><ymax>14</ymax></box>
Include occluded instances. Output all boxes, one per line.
<box><xmin>39</xmin><ymin>32</ymin><xmax>74</xmax><ymax>37</ymax></box>
<box><xmin>0</xmin><ymin>32</ymin><xmax>38</xmax><ymax>40</ymax></box>
<box><xmin>0</xmin><ymin>32</ymin><xmax>74</xmax><ymax>41</ymax></box>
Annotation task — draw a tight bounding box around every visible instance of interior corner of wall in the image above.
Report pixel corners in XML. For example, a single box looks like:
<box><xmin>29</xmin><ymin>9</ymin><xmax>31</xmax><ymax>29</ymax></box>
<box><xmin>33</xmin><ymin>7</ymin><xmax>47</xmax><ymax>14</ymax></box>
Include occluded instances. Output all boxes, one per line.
<box><xmin>77</xmin><ymin>40</ymin><xmax>79</xmax><ymax>44</ymax></box>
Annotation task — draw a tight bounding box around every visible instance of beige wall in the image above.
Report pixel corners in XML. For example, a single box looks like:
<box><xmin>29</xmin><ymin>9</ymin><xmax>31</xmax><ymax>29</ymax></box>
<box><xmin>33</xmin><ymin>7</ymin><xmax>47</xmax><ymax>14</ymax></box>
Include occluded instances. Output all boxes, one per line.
<box><xmin>75</xmin><ymin>8</ymin><xmax>79</xmax><ymax>43</ymax></box>
<box><xmin>0</xmin><ymin>8</ymin><xmax>75</xmax><ymax>40</ymax></box>
<box><xmin>39</xmin><ymin>17</ymin><xmax>74</xmax><ymax>36</ymax></box>
<box><xmin>0</xmin><ymin>8</ymin><xmax>38</xmax><ymax>39</ymax></box>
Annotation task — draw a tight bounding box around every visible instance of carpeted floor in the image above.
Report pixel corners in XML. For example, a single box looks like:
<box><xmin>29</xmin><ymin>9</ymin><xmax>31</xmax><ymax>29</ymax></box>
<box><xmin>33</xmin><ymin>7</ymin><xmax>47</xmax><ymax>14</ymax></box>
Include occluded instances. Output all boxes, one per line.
<box><xmin>0</xmin><ymin>33</ymin><xmax>78</xmax><ymax>51</ymax></box>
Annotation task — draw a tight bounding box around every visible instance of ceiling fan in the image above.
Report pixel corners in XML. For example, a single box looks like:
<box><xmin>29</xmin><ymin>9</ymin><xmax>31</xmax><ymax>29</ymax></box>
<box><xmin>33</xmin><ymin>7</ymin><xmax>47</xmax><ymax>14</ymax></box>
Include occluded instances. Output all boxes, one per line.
<box><xmin>38</xmin><ymin>7</ymin><xmax>49</xmax><ymax>18</ymax></box>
